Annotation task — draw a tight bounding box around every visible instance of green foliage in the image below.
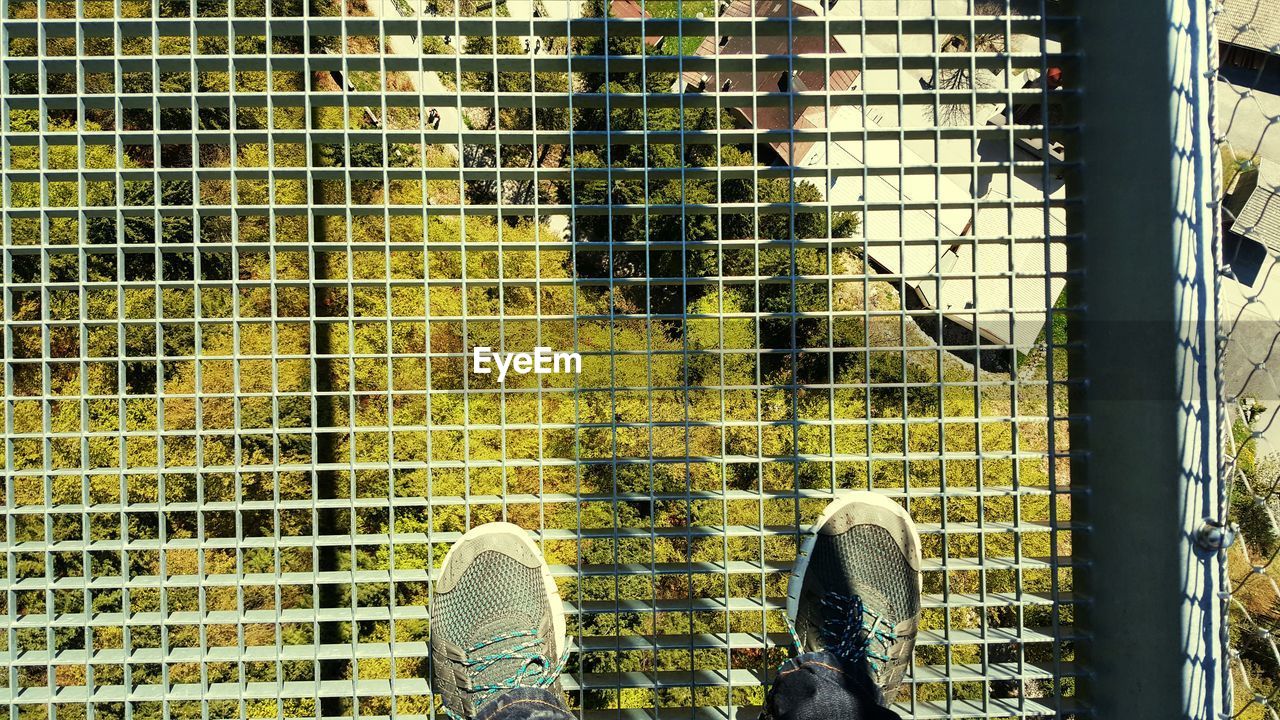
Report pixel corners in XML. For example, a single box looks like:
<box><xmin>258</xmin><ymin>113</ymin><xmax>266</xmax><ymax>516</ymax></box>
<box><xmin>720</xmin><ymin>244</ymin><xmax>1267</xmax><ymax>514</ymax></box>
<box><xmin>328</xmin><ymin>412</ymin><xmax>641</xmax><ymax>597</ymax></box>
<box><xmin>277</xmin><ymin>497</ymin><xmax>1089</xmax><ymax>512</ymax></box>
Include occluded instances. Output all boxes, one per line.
<box><xmin>643</xmin><ymin>0</ymin><xmax>716</xmax><ymax>56</ymax></box>
<box><xmin>1232</xmin><ymin>420</ymin><xmax>1278</xmax><ymax>557</ymax></box>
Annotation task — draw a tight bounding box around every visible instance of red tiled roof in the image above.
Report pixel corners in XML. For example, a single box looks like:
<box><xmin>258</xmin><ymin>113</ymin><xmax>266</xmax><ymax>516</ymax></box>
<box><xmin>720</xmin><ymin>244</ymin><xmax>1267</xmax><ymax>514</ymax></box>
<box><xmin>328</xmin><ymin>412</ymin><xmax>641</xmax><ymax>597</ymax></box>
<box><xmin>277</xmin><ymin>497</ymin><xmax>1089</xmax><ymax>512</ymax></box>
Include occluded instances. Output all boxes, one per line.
<box><xmin>680</xmin><ymin>0</ymin><xmax>860</xmax><ymax>165</ymax></box>
<box><xmin>610</xmin><ymin>0</ymin><xmax>665</xmax><ymax>48</ymax></box>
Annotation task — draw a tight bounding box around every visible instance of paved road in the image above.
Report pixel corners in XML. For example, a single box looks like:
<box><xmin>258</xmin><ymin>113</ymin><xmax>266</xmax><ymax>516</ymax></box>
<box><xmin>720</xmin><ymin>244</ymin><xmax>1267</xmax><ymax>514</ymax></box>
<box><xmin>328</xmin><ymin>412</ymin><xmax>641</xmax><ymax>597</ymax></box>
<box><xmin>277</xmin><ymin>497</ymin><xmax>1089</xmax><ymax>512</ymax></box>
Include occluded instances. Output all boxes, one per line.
<box><xmin>1222</xmin><ymin>164</ymin><xmax>1280</xmax><ymax>425</ymax></box>
<box><xmin>505</xmin><ymin>0</ymin><xmax>583</xmax><ymax>19</ymax></box>
<box><xmin>1218</xmin><ymin>78</ymin><xmax>1280</xmax><ymax>162</ymax></box>
<box><xmin>1218</xmin><ymin>74</ymin><xmax>1280</xmax><ymax>445</ymax></box>
<box><xmin>369</xmin><ymin>0</ymin><xmax>462</xmax><ymax>136</ymax></box>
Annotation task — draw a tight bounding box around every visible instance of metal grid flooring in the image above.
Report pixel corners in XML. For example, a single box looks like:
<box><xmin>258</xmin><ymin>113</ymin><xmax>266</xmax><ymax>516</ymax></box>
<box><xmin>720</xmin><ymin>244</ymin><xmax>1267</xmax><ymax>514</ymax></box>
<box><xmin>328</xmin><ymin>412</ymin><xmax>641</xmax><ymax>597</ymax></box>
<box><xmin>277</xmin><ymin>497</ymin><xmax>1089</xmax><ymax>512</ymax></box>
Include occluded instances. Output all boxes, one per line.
<box><xmin>0</xmin><ymin>0</ymin><xmax>1078</xmax><ymax>717</ymax></box>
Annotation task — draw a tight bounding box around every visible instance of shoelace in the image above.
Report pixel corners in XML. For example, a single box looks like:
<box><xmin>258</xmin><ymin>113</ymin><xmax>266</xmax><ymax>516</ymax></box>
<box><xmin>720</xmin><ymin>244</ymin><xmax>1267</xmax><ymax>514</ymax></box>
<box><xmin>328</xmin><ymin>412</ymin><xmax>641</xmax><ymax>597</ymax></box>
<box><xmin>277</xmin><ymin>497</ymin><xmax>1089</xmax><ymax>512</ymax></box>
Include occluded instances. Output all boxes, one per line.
<box><xmin>818</xmin><ymin>592</ymin><xmax>898</xmax><ymax>672</ymax></box>
<box><xmin>785</xmin><ymin>592</ymin><xmax>898</xmax><ymax>673</ymax></box>
<box><xmin>443</xmin><ymin>629</ymin><xmax>569</xmax><ymax>720</ymax></box>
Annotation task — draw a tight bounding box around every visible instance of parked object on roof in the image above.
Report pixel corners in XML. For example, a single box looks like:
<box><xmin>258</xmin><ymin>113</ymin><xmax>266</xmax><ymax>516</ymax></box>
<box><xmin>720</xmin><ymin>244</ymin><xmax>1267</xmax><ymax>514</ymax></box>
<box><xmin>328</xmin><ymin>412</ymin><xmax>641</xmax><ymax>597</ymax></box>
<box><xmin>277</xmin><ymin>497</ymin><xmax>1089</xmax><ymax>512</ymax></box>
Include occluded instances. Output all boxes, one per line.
<box><xmin>987</xmin><ymin>69</ymin><xmax>1066</xmax><ymax>164</ymax></box>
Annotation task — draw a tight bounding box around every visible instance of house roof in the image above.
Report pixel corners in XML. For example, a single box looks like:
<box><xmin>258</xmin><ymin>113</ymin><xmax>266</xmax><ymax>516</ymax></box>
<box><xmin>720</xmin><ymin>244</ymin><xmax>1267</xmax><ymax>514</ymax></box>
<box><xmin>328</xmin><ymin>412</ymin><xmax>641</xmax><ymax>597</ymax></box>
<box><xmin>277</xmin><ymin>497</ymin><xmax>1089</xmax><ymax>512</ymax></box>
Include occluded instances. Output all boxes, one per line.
<box><xmin>929</xmin><ymin>183</ymin><xmax>1070</xmax><ymax>349</ymax></box>
<box><xmin>1218</xmin><ymin>0</ymin><xmax>1280</xmax><ymax>55</ymax></box>
<box><xmin>816</xmin><ymin>105</ymin><xmax>1068</xmax><ymax>348</ymax></box>
<box><xmin>680</xmin><ymin>0</ymin><xmax>859</xmax><ymax>166</ymax></box>
<box><xmin>609</xmin><ymin>0</ymin><xmax>664</xmax><ymax>48</ymax></box>
<box><xmin>1234</xmin><ymin>183</ymin><xmax>1280</xmax><ymax>253</ymax></box>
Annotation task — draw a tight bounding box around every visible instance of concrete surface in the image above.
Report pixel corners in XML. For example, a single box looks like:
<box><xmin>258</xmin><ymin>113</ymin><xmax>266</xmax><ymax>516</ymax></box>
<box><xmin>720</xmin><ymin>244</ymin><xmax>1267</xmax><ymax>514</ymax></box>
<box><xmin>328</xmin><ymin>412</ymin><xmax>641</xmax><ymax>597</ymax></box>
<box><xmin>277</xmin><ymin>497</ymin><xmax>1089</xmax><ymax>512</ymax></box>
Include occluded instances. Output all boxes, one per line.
<box><xmin>1218</xmin><ymin>78</ymin><xmax>1280</xmax><ymax>161</ymax></box>
<box><xmin>371</xmin><ymin>0</ymin><xmax>463</xmax><ymax>137</ymax></box>
<box><xmin>1218</xmin><ymin>74</ymin><xmax>1280</xmax><ymax>444</ymax></box>
<box><xmin>1222</xmin><ymin>164</ymin><xmax>1280</xmax><ymax>397</ymax></box>
<box><xmin>506</xmin><ymin>0</ymin><xmax>583</xmax><ymax>19</ymax></box>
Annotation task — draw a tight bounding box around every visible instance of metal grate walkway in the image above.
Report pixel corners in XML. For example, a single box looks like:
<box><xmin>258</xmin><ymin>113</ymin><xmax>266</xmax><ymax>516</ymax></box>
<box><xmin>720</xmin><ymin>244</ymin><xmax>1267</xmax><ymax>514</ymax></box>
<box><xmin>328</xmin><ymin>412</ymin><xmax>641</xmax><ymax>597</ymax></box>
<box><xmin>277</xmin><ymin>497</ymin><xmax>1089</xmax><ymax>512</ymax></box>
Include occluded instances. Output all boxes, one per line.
<box><xmin>0</xmin><ymin>0</ymin><xmax>1097</xmax><ymax>717</ymax></box>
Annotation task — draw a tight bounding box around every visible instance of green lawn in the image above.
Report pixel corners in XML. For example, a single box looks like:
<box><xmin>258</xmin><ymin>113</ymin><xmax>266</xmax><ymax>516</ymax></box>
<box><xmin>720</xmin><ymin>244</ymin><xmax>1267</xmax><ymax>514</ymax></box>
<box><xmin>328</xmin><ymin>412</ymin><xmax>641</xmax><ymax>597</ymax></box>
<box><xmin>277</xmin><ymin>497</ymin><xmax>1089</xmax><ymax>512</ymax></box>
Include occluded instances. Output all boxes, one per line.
<box><xmin>628</xmin><ymin>0</ymin><xmax>715</xmax><ymax>56</ymax></box>
<box><xmin>1222</xmin><ymin>144</ymin><xmax>1260</xmax><ymax>198</ymax></box>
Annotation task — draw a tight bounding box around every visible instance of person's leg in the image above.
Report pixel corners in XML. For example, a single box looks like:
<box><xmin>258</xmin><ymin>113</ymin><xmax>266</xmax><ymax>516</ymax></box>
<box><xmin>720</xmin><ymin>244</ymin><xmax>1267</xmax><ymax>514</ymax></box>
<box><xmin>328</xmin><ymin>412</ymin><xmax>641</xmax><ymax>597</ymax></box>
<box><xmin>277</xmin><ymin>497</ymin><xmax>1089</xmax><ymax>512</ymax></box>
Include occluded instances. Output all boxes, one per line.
<box><xmin>473</xmin><ymin>688</ymin><xmax>575</xmax><ymax>720</ymax></box>
<box><xmin>765</xmin><ymin>651</ymin><xmax>900</xmax><ymax>720</ymax></box>
<box><xmin>430</xmin><ymin>522</ymin><xmax>575</xmax><ymax>720</ymax></box>
<box><xmin>770</xmin><ymin>492</ymin><xmax>923</xmax><ymax>720</ymax></box>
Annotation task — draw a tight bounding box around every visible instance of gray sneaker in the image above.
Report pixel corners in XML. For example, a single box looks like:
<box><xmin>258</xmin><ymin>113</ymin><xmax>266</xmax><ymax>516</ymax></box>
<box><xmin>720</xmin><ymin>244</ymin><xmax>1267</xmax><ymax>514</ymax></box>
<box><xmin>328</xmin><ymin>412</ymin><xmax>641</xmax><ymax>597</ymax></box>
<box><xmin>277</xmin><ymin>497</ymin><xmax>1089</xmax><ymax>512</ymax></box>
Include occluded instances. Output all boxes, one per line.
<box><xmin>786</xmin><ymin>492</ymin><xmax>922</xmax><ymax>704</ymax></box>
<box><xmin>430</xmin><ymin>522</ymin><xmax>568</xmax><ymax>720</ymax></box>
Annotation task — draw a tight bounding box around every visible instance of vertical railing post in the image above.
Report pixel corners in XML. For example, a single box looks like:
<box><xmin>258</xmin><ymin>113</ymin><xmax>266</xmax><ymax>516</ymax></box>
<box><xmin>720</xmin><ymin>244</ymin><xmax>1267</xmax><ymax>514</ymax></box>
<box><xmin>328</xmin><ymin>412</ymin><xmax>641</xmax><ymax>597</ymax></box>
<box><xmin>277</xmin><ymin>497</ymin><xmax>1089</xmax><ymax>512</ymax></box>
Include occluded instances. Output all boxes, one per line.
<box><xmin>1073</xmin><ymin>0</ymin><xmax>1226</xmax><ymax>717</ymax></box>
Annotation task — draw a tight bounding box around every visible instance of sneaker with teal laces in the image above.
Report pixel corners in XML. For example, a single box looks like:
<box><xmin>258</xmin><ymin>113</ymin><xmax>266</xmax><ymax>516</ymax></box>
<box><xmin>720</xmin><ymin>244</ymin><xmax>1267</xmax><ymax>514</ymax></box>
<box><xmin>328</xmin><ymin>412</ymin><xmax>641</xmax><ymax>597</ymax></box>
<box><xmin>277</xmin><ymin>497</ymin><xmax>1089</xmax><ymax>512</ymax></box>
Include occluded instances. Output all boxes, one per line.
<box><xmin>430</xmin><ymin>522</ymin><xmax>569</xmax><ymax>720</ymax></box>
<box><xmin>786</xmin><ymin>492</ymin><xmax>923</xmax><ymax>704</ymax></box>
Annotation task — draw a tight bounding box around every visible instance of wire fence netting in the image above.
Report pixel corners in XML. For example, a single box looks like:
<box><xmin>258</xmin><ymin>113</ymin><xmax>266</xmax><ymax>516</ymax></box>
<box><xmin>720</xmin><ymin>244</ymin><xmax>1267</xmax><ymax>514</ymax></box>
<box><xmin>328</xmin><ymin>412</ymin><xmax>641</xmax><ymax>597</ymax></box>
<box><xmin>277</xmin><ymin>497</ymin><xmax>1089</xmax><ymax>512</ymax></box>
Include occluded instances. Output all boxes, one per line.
<box><xmin>1217</xmin><ymin>0</ymin><xmax>1280</xmax><ymax>716</ymax></box>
